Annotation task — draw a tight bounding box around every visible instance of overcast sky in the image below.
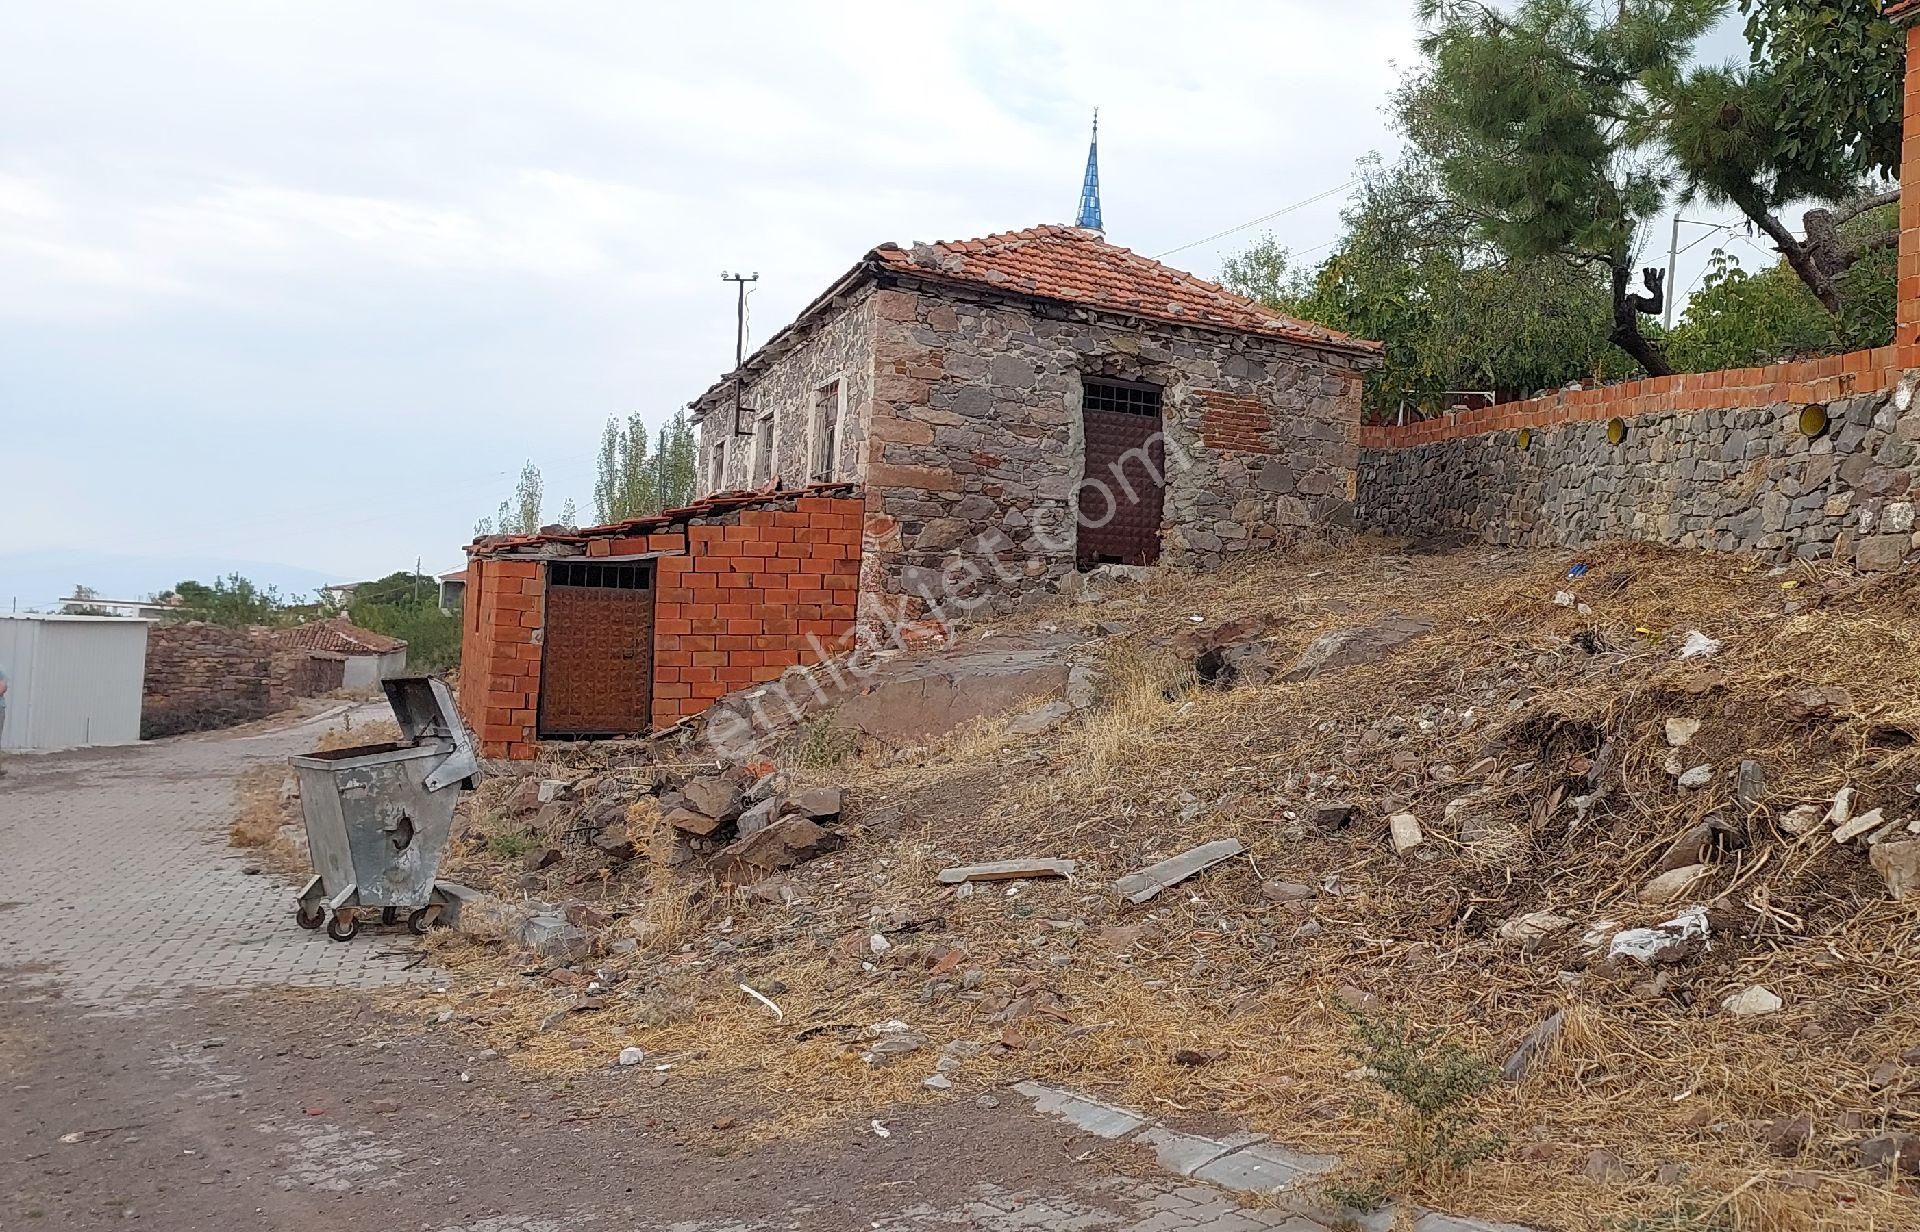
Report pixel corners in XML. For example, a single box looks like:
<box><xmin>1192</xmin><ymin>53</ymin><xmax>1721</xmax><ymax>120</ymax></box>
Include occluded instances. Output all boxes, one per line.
<box><xmin>0</xmin><ymin>1</ymin><xmax>1753</xmax><ymax>605</ymax></box>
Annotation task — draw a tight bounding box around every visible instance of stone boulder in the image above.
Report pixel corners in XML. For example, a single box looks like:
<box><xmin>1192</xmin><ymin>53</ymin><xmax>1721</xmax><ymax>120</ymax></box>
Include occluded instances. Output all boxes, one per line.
<box><xmin>714</xmin><ymin>817</ymin><xmax>843</xmax><ymax>885</ymax></box>
<box><xmin>1284</xmin><ymin>615</ymin><xmax>1435</xmax><ymax>681</ymax></box>
<box><xmin>833</xmin><ymin>640</ymin><xmax>1075</xmax><ymax>746</ymax></box>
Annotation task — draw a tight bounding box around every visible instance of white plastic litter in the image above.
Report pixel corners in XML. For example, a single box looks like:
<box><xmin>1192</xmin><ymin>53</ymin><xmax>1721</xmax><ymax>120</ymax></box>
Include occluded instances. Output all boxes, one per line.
<box><xmin>1678</xmin><ymin>631</ymin><xmax>1724</xmax><ymax>659</ymax></box>
<box><xmin>1607</xmin><ymin>905</ymin><xmax>1711</xmax><ymax>963</ymax></box>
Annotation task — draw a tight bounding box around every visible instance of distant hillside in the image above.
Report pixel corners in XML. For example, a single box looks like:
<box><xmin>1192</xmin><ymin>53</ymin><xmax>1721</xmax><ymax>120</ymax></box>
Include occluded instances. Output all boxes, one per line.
<box><xmin>0</xmin><ymin>549</ymin><xmax>348</xmax><ymax>612</ymax></box>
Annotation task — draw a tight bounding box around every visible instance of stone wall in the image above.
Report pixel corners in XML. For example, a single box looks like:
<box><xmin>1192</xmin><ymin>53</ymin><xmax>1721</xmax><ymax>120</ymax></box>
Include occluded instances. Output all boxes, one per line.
<box><xmin>1357</xmin><ymin>386</ymin><xmax>1920</xmax><ymax>570</ymax></box>
<box><xmin>697</xmin><ymin>288</ymin><xmax>876</xmax><ymax>492</ymax></box>
<box><xmin>141</xmin><ymin>622</ymin><xmax>295</xmax><ymax>738</ymax></box>
<box><xmin>858</xmin><ymin>281</ymin><xmax>1369</xmax><ymax>636</ymax></box>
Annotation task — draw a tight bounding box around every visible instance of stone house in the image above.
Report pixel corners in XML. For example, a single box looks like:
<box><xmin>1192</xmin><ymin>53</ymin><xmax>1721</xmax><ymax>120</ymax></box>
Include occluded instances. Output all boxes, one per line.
<box><xmin>691</xmin><ymin>225</ymin><xmax>1381</xmax><ymax>636</ymax></box>
<box><xmin>271</xmin><ymin>617</ymin><xmax>408</xmax><ymax>693</ymax></box>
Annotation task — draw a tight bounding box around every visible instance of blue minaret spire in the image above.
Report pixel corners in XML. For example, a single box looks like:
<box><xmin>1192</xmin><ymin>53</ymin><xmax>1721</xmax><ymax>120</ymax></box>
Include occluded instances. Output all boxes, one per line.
<box><xmin>1075</xmin><ymin>108</ymin><xmax>1103</xmax><ymax>234</ymax></box>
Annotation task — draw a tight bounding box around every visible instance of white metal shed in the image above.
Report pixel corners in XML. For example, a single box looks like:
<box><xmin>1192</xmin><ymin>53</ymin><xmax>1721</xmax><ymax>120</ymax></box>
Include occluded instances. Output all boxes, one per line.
<box><xmin>0</xmin><ymin>615</ymin><xmax>150</xmax><ymax>752</ymax></box>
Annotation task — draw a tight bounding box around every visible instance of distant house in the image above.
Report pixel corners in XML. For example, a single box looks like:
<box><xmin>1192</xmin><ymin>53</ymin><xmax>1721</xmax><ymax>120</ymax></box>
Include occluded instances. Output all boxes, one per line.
<box><xmin>316</xmin><ymin>582</ymin><xmax>363</xmax><ymax>610</ymax></box>
<box><xmin>436</xmin><ymin>567</ymin><xmax>467</xmax><ymax>613</ymax></box>
<box><xmin>271</xmin><ymin>617</ymin><xmax>407</xmax><ymax>693</ymax></box>
<box><xmin>58</xmin><ymin>594</ymin><xmax>180</xmax><ymax>620</ymax></box>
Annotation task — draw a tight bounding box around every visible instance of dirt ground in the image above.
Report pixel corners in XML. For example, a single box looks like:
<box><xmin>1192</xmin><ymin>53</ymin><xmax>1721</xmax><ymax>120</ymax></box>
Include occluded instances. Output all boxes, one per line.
<box><xmin>0</xmin><ymin>973</ymin><xmax>1187</xmax><ymax>1231</ymax></box>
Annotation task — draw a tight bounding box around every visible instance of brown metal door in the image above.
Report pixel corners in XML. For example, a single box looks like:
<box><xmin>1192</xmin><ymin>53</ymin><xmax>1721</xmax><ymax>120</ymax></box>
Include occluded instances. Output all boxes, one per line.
<box><xmin>1078</xmin><ymin>379</ymin><xmax>1165</xmax><ymax>568</ymax></box>
<box><xmin>538</xmin><ymin>561</ymin><xmax>655</xmax><ymax>737</ymax></box>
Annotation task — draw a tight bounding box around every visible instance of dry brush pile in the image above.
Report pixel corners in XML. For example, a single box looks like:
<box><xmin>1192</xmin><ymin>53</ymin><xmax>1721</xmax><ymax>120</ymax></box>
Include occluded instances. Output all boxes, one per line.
<box><xmin>414</xmin><ymin>540</ymin><xmax>1920</xmax><ymax>1231</ymax></box>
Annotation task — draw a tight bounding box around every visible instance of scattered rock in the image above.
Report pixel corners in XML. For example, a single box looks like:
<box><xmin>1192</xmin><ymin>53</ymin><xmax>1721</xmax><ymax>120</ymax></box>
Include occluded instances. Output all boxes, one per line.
<box><xmin>937</xmin><ymin>859</ymin><xmax>1076</xmax><ymax>885</ymax></box>
<box><xmin>663</xmin><ymin>806</ymin><xmax>722</xmax><ymax>837</ymax></box>
<box><xmin>1833</xmin><ymin>807</ymin><xmax>1886</xmax><ymax>845</ymax></box>
<box><xmin>1310</xmin><ymin>803</ymin><xmax>1358</xmax><ymax>831</ymax></box>
<box><xmin>1260</xmin><ymin>881</ymin><xmax>1315</xmax><ymax>904</ymax></box>
<box><xmin>1857</xmin><ymin>1133</ymin><xmax>1920</xmax><ymax>1176</ymax></box>
<box><xmin>1284</xmin><ymin>615</ymin><xmax>1435</xmax><ymax>681</ymax></box>
<box><xmin>1824</xmin><ymin>785</ymin><xmax>1856</xmax><ymax>830</ymax></box>
<box><xmin>1654</xmin><ymin>1162</ymin><xmax>1690</xmax><ymax>1186</ymax></box>
<box><xmin>735</xmin><ymin>797</ymin><xmax>781</xmax><ymax>838</ymax></box>
<box><xmin>1784</xmin><ymin>686</ymin><xmax>1852</xmax><ymax>721</ymax></box>
<box><xmin>1113</xmin><ymin>839</ymin><xmax>1244</xmax><ymax>905</ymax></box>
<box><xmin>682</xmin><ymin>773</ymin><xmax>744</xmax><ymax>824</ymax></box>
<box><xmin>713</xmin><ymin>817</ymin><xmax>843</xmax><ymax>884</ymax></box>
<box><xmin>1734</xmin><ymin>760</ymin><xmax>1767</xmax><ymax>811</ymax></box>
<box><xmin>536</xmin><ymin>778</ymin><xmax>571</xmax><ymax>804</ymax></box>
<box><xmin>788</xmin><ymin>787</ymin><xmax>843</xmax><ymax>822</ymax></box>
<box><xmin>1654</xmin><ymin>816</ymin><xmax>1738</xmax><ymax>873</ymax></box>
<box><xmin>1640</xmin><ymin>863</ymin><xmax>1712</xmax><ymax>905</ymax></box>
<box><xmin>1006</xmin><ymin>701</ymin><xmax>1074</xmax><ymax>736</ymax></box>
<box><xmin>1501</xmin><ymin>1009</ymin><xmax>1567</xmax><ymax>1082</ymax></box>
<box><xmin>1676</xmin><ymin>764</ymin><xmax>1714</xmax><ymax>790</ymax></box>
<box><xmin>1584</xmin><ymin>1148</ymin><xmax>1632</xmax><ymax>1181</ymax></box>
<box><xmin>1778</xmin><ymin>803</ymin><xmax>1822</xmax><ymax>834</ymax></box>
<box><xmin>976</xmin><ymin>1094</ymin><xmax>999</xmax><ymax>1109</ymax></box>
<box><xmin>524</xmin><ymin>847</ymin><xmax>562</xmax><ymax>872</ymax></box>
<box><xmin>1388</xmin><ymin>811</ymin><xmax>1424</xmax><ymax>855</ymax></box>
<box><xmin>616</xmin><ymin>1047</ymin><xmax>646</xmax><ymax>1067</ymax></box>
<box><xmin>518</xmin><ymin>914</ymin><xmax>591</xmax><ymax>961</ymax></box>
<box><xmin>1868</xmin><ymin>1060</ymin><xmax>1905</xmax><ymax>1092</ymax></box>
<box><xmin>1761</xmin><ymin>1113</ymin><xmax>1815</xmax><ymax>1157</ymax></box>
<box><xmin>1664</xmin><ymin>717</ymin><xmax>1701</xmax><ymax>747</ymax></box>
<box><xmin>1870</xmin><ymin>840</ymin><xmax>1920</xmax><ymax>899</ymax></box>
<box><xmin>1333</xmin><ymin>985</ymin><xmax>1380</xmax><ymax>1014</ymax></box>
<box><xmin>1497</xmin><ymin>912</ymin><xmax>1573</xmax><ymax>948</ymax></box>
<box><xmin>921</xmin><ymin>1073</ymin><xmax>952</xmax><ymax>1090</ymax></box>
<box><xmin>1722</xmin><ymin>985</ymin><xmax>1783</xmax><ymax>1017</ymax></box>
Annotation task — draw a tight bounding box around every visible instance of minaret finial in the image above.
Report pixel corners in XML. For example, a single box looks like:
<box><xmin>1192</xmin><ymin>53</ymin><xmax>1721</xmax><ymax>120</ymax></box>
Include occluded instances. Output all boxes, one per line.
<box><xmin>1075</xmin><ymin>108</ymin><xmax>1103</xmax><ymax>234</ymax></box>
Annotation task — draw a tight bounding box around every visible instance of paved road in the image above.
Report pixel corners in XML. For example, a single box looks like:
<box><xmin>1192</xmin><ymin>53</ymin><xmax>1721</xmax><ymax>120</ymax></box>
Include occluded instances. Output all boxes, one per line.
<box><xmin>0</xmin><ymin>715</ymin><xmax>1506</xmax><ymax>1232</ymax></box>
<box><xmin>0</xmin><ymin>705</ymin><xmax>430</xmax><ymax>1011</ymax></box>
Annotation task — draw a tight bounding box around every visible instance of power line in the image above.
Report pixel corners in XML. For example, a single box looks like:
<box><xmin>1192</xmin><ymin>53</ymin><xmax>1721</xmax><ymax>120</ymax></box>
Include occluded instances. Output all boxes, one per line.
<box><xmin>1155</xmin><ymin>180</ymin><xmax>1358</xmax><ymax>259</ymax></box>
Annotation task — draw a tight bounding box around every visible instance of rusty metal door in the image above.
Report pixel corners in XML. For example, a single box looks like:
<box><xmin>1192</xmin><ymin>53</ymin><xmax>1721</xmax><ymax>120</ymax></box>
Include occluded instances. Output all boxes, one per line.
<box><xmin>537</xmin><ymin>561</ymin><xmax>655</xmax><ymax>738</ymax></box>
<box><xmin>1078</xmin><ymin>379</ymin><xmax>1165</xmax><ymax>568</ymax></box>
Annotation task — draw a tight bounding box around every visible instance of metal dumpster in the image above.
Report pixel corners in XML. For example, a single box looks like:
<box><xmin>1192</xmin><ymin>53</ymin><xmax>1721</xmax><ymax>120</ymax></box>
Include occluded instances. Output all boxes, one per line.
<box><xmin>290</xmin><ymin>676</ymin><xmax>478</xmax><ymax>941</ymax></box>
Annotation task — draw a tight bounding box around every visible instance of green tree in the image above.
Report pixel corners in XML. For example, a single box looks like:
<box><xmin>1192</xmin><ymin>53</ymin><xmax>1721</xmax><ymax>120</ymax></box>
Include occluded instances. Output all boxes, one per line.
<box><xmin>592</xmin><ymin>410</ymin><xmax>699</xmax><ymax>522</ymax></box>
<box><xmin>171</xmin><ymin>574</ymin><xmax>287</xmax><ymax>626</ymax></box>
<box><xmin>1414</xmin><ymin>0</ymin><xmax>1725</xmax><ymax>376</ymax></box>
<box><xmin>1234</xmin><ymin>154</ymin><xmax>1627</xmax><ymax>418</ymax></box>
<box><xmin>1664</xmin><ymin>248</ymin><xmax>1837</xmax><ymax>371</ymax></box>
<box><xmin>1739</xmin><ymin>0</ymin><xmax>1902</xmax><ymax>183</ymax></box>
<box><xmin>474</xmin><ymin>460</ymin><xmax>551</xmax><ymax>537</ymax></box>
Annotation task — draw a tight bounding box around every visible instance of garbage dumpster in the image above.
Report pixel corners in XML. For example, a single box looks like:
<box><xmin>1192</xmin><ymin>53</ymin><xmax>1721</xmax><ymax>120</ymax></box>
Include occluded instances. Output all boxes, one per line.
<box><xmin>290</xmin><ymin>676</ymin><xmax>478</xmax><ymax>942</ymax></box>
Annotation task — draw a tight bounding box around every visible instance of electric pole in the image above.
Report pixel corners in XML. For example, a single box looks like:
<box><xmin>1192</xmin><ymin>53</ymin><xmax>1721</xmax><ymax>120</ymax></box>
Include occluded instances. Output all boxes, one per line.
<box><xmin>720</xmin><ymin>271</ymin><xmax>759</xmax><ymax>368</ymax></box>
<box><xmin>720</xmin><ymin>271</ymin><xmax>760</xmax><ymax>435</ymax></box>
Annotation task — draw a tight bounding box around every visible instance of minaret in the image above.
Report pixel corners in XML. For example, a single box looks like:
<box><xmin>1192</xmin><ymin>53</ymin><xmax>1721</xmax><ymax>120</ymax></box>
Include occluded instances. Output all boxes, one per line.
<box><xmin>1075</xmin><ymin>109</ymin><xmax>1103</xmax><ymax>234</ymax></box>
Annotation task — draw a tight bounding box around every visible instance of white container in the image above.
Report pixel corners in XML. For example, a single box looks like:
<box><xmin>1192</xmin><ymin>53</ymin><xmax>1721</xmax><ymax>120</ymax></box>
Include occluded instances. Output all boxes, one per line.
<box><xmin>0</xmin><ymin>615</ymin><xmax>149</xmax><ymax>752</ymax></box>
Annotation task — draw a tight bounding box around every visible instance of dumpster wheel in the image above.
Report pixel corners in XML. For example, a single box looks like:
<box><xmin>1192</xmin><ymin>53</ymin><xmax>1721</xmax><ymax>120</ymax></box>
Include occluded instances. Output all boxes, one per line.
<box><xmin>380</xmin><ymin>907</ymin><xmax>400</xmax><ymax>926</ymax></box>
<box><xmin>295</xmin><ymin>904</ymin><xmax>325</xmax><ymax>930</ymax></box>
<box><xmin>326</xmin><ymin>912</ymin><xmax>359</xmax><ymax>942</ymax></box>
<box><xmin>407</xmin><ymin>907</ymin><xmax>438</xmax><ymax>935</ymax></box>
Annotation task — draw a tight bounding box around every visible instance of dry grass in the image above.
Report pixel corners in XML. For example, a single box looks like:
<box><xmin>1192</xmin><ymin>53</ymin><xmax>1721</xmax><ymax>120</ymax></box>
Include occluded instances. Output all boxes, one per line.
<box><xmin>314</xmin><ymin>718</ymin><xmax>403</xmax><ymax>753</ymax></box>
<box><xmin>416</xmin><ymin>539</ymin><xmax>1920</xmax><ymax>1230</ymax></box>
<box><xmin>228</xmin><ymin>764</ymin><xmax>303</xmax><ymax>872</ymax></box>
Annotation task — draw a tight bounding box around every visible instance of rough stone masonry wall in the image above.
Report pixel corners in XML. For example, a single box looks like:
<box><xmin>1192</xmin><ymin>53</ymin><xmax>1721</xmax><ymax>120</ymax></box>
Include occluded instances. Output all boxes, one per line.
<box><xmin>141</xmin><ymin>622</ymin><xmax>294</xmax><ymax>739</ymax></box>
<box><xmin>697</xmin><ymin>290</ymin><xmax>876</xmax><ymax>492</ymax></box>
<box><xmin>460</xmin><ymin>494</ymin><xmax>862</xmax><ymax>760</ymax></box>
<box><xmin>1357</xmin><ymin>383</ymin><xmax>1920</xmax><ymax>570</ymax></box>
<box><xmin>857</xmin><ymin>283</ymin><xmax>1368</xmax><ymax>636</ymax></box>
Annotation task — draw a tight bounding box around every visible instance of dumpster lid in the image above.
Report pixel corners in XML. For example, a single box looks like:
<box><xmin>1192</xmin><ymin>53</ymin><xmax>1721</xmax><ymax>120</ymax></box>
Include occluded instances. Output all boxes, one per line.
<box><xmin>381</xmin><ymin>676</ymin><xmax>479</xmax><ymax>791</ymax></box>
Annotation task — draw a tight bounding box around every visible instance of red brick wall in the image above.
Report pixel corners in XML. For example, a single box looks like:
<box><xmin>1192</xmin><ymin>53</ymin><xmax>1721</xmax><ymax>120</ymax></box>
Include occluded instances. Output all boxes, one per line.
<box><xmin>1903</xmin><ymin>22</ymin><xmax>1920</xmax><ymax>347</ymax></box>
<box><xmin>1195</xmin><ymin>389</ymin><xmax>1279</xmax><ymax>454</ymax></box>
<box><xmin>1358</xmin><ymin>345</ymin><xmax>1910</xmax><ymax>450</ymax></box>
<box><xmin>457</xmin><ymin>557</ymin><xmax>543</xmax><ymax>760</ymax></box>
<box><xmin>652</xmin><ymin>496</ymin><xmax>863</xmax><ymax>728</ymax></box>
<box><xmin>459</xmin><ymin>493</ymin><xmax>863</xmax><ymax>759</ymax></box>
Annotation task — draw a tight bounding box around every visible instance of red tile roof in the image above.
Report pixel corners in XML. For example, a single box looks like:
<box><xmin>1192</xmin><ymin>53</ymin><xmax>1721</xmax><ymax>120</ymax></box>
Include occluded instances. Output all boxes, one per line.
<box><xmin>273</xmin><ymin>617</ymin><xmax>407</xmax><ymax>656</ymax></box>
<box><xmin>469</xmin><ymin>481</ymin><xmax>861</xmax><ymax>554</ymax></box>
<box><xmin>871</xmin><ymin>226</ymin><xmax>1380</xmax><ymax>355</ymax></box>
<box><xmin>1887</xmin><ymin>0</ymin><xmax>1918</xmax><ymax>18</ymax></box>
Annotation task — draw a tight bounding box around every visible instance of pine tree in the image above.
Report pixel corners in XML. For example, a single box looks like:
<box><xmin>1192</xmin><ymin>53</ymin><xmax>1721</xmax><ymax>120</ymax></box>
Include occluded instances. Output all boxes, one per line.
<box><xmin>1413</xmin><ymin>0</ymin><xmax>1723</xmax><ymax>376</ymax></box>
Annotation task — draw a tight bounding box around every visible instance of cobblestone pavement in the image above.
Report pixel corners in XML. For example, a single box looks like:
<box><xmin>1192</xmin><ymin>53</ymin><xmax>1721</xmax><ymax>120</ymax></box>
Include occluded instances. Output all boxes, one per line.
<box><xmin>0</xmin><ymin>705</ymin><xmax>432</xmax><ymax>1011</ymax></box>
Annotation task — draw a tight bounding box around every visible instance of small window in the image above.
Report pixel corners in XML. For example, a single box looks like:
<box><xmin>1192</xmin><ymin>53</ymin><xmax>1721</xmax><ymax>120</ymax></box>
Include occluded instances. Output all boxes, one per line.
<box><xmin>752</xmin><ymin>413</ymin><xmax>774</xmax><ymax>483</ymax></box>
<box><xmin>549</xmin><ymin>560</ymin><xmax>653</xmax><ymax>589</ymax></box>
<box><xmin>708</xmin><ymin>437</ymin><xmax>726</xmax><ymax>493</ymax></box>
<box><xmin>811</xmin><ymin>380</ymin><xmax>842</xmax><ymax>482</ymax></box>
<box><xmin>1083</xmin><ymin>378</ymin><xmax>1162</xmax><ymax>418</ymax></box>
